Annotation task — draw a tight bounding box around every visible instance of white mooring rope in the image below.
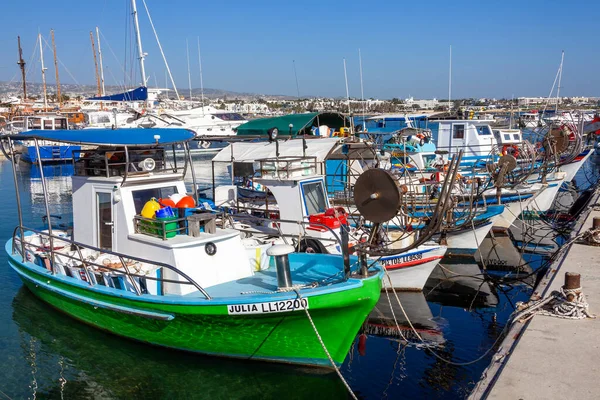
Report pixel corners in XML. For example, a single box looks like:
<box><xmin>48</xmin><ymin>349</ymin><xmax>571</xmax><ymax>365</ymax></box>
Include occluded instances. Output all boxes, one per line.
<box><xmin>513</xmin><ymin>286</ymin><xmax>596</xmax><ymax>322</ymax></box>
<box><xmin>294</xmin><ymin>289</ymin><xmax>358</xmax><ymax>400</ymax></box>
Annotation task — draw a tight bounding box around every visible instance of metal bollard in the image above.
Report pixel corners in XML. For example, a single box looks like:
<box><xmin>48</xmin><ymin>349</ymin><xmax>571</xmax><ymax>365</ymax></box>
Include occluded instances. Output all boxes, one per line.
<box><xmin>593</xmin><ymin>217</ymin><xmax>600</xmax><ymax>229</ymax></box>
<box><xmin>267</xmin><ymin>244</ymin><xmax>294</xmax><ymax>289</ymax></box>
<box><xmin>564</xmin><ymin>272</ymin><xmax>581</xmax><ymax>302</ymax></box>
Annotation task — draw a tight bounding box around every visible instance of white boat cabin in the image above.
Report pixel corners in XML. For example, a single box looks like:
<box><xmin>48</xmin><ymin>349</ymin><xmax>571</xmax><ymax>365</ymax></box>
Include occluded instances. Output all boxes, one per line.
<box><xmin>72</xmin><ymin>146</ymin><xmax>265</xmax><ymax>296</ymax></box>
<box><xmin>434</xmin><ymin>119</ymin><xmax>523</xmax><ymax>157</ymax></box>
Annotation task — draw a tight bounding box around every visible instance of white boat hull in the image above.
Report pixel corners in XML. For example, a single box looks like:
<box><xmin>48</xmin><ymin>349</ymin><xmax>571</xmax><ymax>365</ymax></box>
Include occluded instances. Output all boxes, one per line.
<box><xmin>380</xmin><ymin>245</ymin><xmax>446</xmax><ymax>291</ymax></box>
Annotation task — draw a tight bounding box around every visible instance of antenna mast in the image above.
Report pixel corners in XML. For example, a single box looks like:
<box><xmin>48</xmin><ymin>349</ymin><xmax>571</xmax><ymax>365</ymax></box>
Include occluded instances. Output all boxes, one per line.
<box><xmin>38</xmin><ymin>33</ymin><xmax>48</xmax><ymax>110</ymax></box>
<box><xmin>96</xmin><ymin>27</ymin><xmax>106</xmax><ymax>96</ymax></box>
<box><xmin>90</xmin><ymin>32</ymin><xmax>101</xmax><ymax>96</ymax></box>
<box><xmin>131</xmin><ymin>0</ymin><xmax>148</xmax><ymax>86</ymax></box>
<box><xmin>197</xmin><ymin>37</ymin><xmax>205</xmax><ymax>109</ymax></box>
<box><xmin>555</xmin><ymin>50</ymin><xmax>564</xmax><ymax>114</ymax></box>
<box><xmin>51</xmin><ymin>29</ymin><xmax>62</xmax><ymax>108</ymax></box>
<box><xmin>186</xmin><ymin>38</ymin><xmax>192</xmax><ymax>100</ymax></box>
<box><xmin>17</xmin><ymin>36</ymin><xmax>27</xmax><ymax>100</ymax></box>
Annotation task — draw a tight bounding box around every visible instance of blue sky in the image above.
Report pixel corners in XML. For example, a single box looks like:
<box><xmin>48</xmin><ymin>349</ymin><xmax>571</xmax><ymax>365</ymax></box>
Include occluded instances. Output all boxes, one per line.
<box><xmin>0</xmin><ymin>0</ymin><xmax>598</xmax><ymax>99</ymax></box>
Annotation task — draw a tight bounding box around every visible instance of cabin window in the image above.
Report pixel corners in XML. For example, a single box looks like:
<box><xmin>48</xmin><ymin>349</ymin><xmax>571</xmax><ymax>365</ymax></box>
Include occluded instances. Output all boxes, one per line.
<box><xmin>452</xmin><ymin>124</ymin><xmax>465</xmax><ymax>139</ymax></box>
<box><xmin>58</xmin><ymin>119</ymin><xmax>68</xmax><ymax>129</ymax></box>
<box><xmin>513</xmin><ymin>134</ymin><xmax>520</xmax><ymax>141</ymax></box>
<box><xmin>43</xmin><ymin>120</ymin><xmax>53</xmax><ymax>130</ymax></box>
<box><xmin>132</xmin><ymin>186</ymin><xmax>178</xmax><ymax>214</ymax></box>
<box><xmin>504</xmin><ymin>134</ymin><xmax>511</xmax><ymax>141</ymax></box>
<box><xmin>302</xmin><ymin>181</ymin><xmax>327</xmax><ymax>215</ymax></box>
<box><xmin>213</xmin><ymin>113</ymin><xmax>245</xmax><ymax>121</ymax></box>
<box><xmin>477</xmin><ymin>126</ymin><xmax>492</xmax><ymax>136</ymax></box>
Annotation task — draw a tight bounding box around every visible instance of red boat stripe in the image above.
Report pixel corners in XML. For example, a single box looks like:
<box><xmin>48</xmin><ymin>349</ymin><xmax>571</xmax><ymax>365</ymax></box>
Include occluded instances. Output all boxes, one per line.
<box><xmin>384</xmin><ymin>256</ymin><xmax>444</xmax><ymax>270</ymax></box>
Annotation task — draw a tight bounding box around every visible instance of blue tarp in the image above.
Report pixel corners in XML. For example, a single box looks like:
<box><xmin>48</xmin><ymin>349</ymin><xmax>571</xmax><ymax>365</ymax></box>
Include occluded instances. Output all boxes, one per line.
<box><xmin>87</xmin><ymin>86</ymin><xmax>148</xmax><ymax>102</ymax></box>
<box><xmin>12</xmin><ymin>128</ymin><xmax>195</xmax><ymax>147</ymax></box>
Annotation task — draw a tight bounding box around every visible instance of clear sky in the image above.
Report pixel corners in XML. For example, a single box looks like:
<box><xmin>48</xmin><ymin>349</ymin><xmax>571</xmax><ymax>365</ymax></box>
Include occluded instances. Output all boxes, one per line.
<box><xmin>0</xmin><ymin>0</ymin><xmax>598</xmax><ymax>99</ymax></box>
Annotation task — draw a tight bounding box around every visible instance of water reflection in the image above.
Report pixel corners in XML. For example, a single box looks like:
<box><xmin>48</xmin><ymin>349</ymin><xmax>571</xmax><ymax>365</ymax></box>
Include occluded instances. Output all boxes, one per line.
<box><xmin>11</xmin><ymin>287</ymin><xmax>346</xmax><ymax>399</ymax></box>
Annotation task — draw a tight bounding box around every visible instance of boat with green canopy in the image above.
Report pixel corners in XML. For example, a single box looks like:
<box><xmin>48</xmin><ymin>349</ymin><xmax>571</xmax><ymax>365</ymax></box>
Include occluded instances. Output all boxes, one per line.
<box><xmin>234</xmin><ymin>112</ymin><xmax>352</xmax><ymax>138</ymax></box>
<box><xmin>1</xmin><ymin>128</ymin><xmax>383</xmax><ymax>368</ymax></box>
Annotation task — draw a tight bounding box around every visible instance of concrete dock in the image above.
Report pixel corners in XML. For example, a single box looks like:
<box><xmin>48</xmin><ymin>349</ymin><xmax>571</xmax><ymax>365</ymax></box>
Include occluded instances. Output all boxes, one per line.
<box><xmin>470</xmin><ymin>198</ymin><xmax>600</xmax><ymax>399</ymax></box>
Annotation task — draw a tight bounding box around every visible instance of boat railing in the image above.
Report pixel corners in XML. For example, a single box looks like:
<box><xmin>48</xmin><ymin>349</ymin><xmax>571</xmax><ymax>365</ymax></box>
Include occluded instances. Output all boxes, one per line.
<box><xmin>11</xmin><ymin>226</ymin><xmax>211</xmax><ymax>299</ymax></box>
<box><xmin>256</xmin><ymin>156</ymin><xmax>318</xmax><ymax>179</ymax></box>
<box><xmin>72</xmin><ymin>147</ymin><xmax>180</xmax><ymax>179</ymax></box>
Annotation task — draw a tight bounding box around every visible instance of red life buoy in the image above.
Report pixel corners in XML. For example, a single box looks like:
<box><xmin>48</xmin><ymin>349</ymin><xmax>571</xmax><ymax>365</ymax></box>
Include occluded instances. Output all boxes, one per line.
<box><xmin>502</xmin><ymin>144</ymin><xmax>520</xmax><ymax>158</ymax></box>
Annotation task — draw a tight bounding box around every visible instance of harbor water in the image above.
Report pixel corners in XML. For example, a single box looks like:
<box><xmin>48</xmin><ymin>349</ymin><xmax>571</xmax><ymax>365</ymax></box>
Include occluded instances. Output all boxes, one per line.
<box><xmin>0</xmin><ymin>155</ymin><xmax>598</xmax><ymax>399</ymax></box>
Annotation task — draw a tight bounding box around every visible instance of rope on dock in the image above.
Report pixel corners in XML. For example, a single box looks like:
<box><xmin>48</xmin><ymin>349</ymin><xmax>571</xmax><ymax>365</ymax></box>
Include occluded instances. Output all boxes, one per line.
<box><xmin>293</xmin><ymin>289</ymin><xmax>358</xmax><ymax>400</ymax></box>
<box><xmin>513</xmin><ymin>287</ymin><xmax>596</xmax><ymax>321</ymax></box>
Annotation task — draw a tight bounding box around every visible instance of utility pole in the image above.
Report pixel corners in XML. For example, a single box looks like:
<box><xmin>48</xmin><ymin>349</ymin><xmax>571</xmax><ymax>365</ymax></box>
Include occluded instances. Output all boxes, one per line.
<box><xmin>90</xmin><ymin>31</ymin><xmax>101</xmax><ymax>96</ymax></box>
<box><xmin>17</xmin><ymin>36</ymin><xmax>27</xmax><ymax>100</ymax></box>
<box><xmin>51</xmin><ymin>29</ymin><xmax>62</xmax><ymax>108</ymax></box>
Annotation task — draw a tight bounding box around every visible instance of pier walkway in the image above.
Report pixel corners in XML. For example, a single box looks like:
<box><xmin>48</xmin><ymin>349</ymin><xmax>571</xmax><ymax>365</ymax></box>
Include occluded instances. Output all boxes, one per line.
<box><xmin>471</xmin><ymin>199</ymin><xmax>600</xmax><ymax>399</ymax></box>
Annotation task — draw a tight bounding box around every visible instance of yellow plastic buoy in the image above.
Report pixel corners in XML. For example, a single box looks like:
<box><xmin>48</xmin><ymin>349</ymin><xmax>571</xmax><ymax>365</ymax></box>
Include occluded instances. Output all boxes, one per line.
<box><xmin>141</xmin><ymin>198</ymin><xmax>161</xmax><ymax>219</ymax></box>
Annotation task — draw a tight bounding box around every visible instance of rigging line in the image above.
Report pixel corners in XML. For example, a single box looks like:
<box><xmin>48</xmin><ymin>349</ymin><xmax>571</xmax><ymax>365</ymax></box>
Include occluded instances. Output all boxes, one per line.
<box><xmin>40</xmin><ymin>36</ymin><xmax>81</xmax><ymax>87</ymax></box>
<box><xmin>141</xmin><ymin>0</ymin><xmax>180</xmax><ymax>98</ymax></box>
<box><xmin>99</xmin><ymin>30</ymin><xmax>127</xmax><ymax>80</ymax></box>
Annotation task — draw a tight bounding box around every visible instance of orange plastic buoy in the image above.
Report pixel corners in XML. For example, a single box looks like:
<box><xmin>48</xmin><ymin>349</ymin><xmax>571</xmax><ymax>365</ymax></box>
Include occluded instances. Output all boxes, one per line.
<box><xmin>158</xmin><ymin>198</ymin><xmax>176</xmax><ymax>208</ymax></box>
<box><xmin>176</xmin><ymin>195</ymin><xmax>196</xmax><ymax>208</ymax></box>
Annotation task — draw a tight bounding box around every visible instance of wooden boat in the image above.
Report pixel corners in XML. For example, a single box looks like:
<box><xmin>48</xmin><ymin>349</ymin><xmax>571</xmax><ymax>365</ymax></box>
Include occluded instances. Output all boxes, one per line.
<box><xmin>1</xmin><ymin>128</ymin><xmax>383</xmax><ymax>368</ymax></box>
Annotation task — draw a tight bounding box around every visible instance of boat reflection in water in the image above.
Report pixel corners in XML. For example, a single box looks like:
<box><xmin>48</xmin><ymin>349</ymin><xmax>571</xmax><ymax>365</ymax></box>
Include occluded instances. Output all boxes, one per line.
<box><xmin>364</xmin><ymin>291</ymin><xmax>446</xmax><ymax>347</ymax></box>
<box><xmin>424</xmin><ymin>262</ymin><xmax>500</xmax><ymax>309</ymax></box>
<box><xmin>11</xmin><ymin>288</ymin><xmax>347</xmax><ymax>399</ymax></box>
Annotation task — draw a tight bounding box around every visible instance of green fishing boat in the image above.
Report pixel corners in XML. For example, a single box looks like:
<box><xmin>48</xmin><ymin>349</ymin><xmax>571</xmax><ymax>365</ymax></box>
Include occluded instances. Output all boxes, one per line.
<box><xmin>2</xmin><ymin>128</ymin><xmax>382</xmax><ymax>368</ymax></box>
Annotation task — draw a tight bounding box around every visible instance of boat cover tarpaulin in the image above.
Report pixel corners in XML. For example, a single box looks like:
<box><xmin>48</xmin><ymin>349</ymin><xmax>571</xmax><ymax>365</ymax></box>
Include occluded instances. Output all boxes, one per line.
<box><xmin>235</xmin><ymin>112</ymin><xmax>349</xmax><ymax>136</ymax></box>
<box><xmin>87</xmin><ymin>86</ymin><xmax>148</xmax><ymax>102</ymax></box>
<box><xmin>12</xmin><ymin>128</ymin><xmax>195</xmax><ymax>147</ymax></box>
<box><xmin>212</xmin><ymin>138</ymin><xmax>341</xmax><ymax>163</ymax></box>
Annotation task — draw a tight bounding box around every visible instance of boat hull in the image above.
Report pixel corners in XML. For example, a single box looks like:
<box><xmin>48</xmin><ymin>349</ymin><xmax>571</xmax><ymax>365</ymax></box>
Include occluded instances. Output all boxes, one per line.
<box><xmin>20</xmin><ymin>144</ymin><xmax>81</xmax><ymax>163</ymax></box>
<box><xmin>7</xmin><ymin>244</ymin><xmax>381</xmax><ymax>368</ymax></box>
<box><xmin>380</xmin><ymin>245</ymin><xmax>446</xmax><ymax>291</ymax></box>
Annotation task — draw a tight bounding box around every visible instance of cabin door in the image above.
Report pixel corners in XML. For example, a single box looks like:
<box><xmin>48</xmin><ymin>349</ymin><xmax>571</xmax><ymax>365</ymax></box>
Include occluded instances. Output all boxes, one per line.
<box><xmin>96</xmin><ymin>191</ymin><xmax>114</xmax><ymax>251</ymax></box>
<box><xmin>449</xmin><ymin>123</ymin><xmax>466</xmax><ymax>153</ymax></box>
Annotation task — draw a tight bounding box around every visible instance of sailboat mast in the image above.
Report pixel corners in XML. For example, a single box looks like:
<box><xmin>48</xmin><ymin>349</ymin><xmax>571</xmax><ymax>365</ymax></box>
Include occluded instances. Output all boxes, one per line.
<box><xmin>38</xmin><ymin>33</ymin><xmax>48</xmax><ymax>110</ymax></box>
<box><xmin>186</xmin><ymin>38</ymin><xmax>192</xmax><ymax>100</ymax></box>
<box><xmin>197</xmin><ymin>37</ymin><xmax>205</xmax><ymax>109</ymax></box>
<box><xmin>131</xmin><ymin>0</ymin><xmax>148</xmax><ymax>86</ymax></box>
<box><xmin>343</xmin><ymin>58</ymin><xmax>353</xmax><ymax>133</ymax></box>
<box><xmin>90</xmin><ymin>32</ymin><xmax>101</xmax><ymax>96</ymax></box>
<box><xmin>448</xmin><ymin>45</ymin><xmax>452</xmax><ymax>112</ymax></box>
<box><xmin>17</xmin><ymin>36</ymin><xmax>27</xmax><ymax>100</ymax></box>
<box><xmin>555</xmin><ymin>50</ymin><xmax>564</xmax><ymax>114</ymax></box>
<box><xmin>359</xmin><ymin>49</ymin><xmax>366</xmax><ymax>130</ymax></box>
<box><xmin>51</xmin><ymin>29</ymin><xmax>62</xmax><ymax>108</ymax></box>
<box><xmin>96</xmin><ymin>27</ymin><xmax>106</xmax><ymax>96</ymax></box>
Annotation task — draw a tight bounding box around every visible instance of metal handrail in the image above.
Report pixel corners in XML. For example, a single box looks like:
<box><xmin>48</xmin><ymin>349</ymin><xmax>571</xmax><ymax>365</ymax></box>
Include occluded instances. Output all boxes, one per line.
<box><xmin>11</xmin><ymin>226</ymin><xmax>211</xmax><ymax>299</ymax></box>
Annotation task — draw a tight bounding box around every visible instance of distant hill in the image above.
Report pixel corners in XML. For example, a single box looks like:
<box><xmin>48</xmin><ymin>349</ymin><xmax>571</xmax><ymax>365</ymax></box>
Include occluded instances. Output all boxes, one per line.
<box><xmin>0</xmin><ymin>81</ymin><xmax>296</xmax><ymax>100</ymax></box>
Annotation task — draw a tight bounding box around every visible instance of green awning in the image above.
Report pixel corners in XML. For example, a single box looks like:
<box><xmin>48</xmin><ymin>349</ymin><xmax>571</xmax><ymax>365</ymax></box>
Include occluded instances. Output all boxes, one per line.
<box><xmin>235</xmin><ymin>112</ymin><xmax>350</xmax><ymax>136</ymax></box>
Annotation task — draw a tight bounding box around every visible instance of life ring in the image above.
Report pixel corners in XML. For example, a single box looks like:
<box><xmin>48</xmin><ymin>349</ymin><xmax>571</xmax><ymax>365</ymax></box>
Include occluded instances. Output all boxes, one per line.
<box><xmin>502</xmin><ymin>144</ymin><xmax>520</xmax><ymax>158</ymax></box>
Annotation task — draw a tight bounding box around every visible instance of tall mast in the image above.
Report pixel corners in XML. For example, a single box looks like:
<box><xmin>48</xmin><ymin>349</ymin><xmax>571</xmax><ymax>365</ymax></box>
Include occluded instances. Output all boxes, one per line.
<box><xmin>96</xmin><ymin>27</ymin><xmax>106</xmax><ymax>96</ymax></box>
<box><xmin>39</xmin><ymin>33</ymin><xmax>48</xmax><ymax>110</ymax></box>
<box><xmin>292</xmin><ymin>60</ymin><xmax>300</xmax><ymax>98</ymax></box>
<box><xmin>448</xmin><ymin>45</ymin><xmax>452</xmax><ymax>112</ymax></box>
<box><xmin>17</xmin><ymin>36</ymin><xmax>27</xmax><ymax>100</ymax></box>
<box><xmin>90</xmin><ymin>32</ymin><xmax>101</xmax><ymax>96</ymax></box>
<box><xmin>197</xmin><ymin>37</ymin><xmax>205</xmax><ymax>109</ymax></box>
<box><xmin>186</xmin><ymin>38</ymin><xmax>192</xmax><ymax>100</ymax></box>
<box><xmin>359</xmin><ymin>49</ymin><xmax>366</xmax><ymax>130</ymax></box>
<box><xmin>343</xmin><ymin>58</ymin><xmax>353</xmax><ymax>133</ymax></box>
<box><xmin>555</xmin><ymin>50</ymin><xmax>564</xmax><ymax>114</ymax></box>
<box><xmin>51</xmin><ymin>29</ymin><xmax>62</xmax><ymax>108</ymax></box>
<box><xmin>131</xmin><ymin>0</ymin><xmax>148</xmax><ymax>86</ymax></box>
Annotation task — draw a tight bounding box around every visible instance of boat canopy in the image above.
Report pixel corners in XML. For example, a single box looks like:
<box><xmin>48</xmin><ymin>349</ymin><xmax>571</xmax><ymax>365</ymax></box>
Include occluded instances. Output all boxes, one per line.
<box><xmin>212</xmin><ymin>138</ymin><xmax>341</xmax><ymax>163</ymax></box>
<box><xmin>8</xmin><ymin>128</ymin><xmax>195</xmax><ymax>147</ymax></box>
<box><xmin>87</xmin><ymin>86</ymin><xmax>148</xmax><ymax>102</ymax></box>
<box><xmin>235</xmin><ymin>112</ymin><xmax>349</xmax><ymax>136</ymax></box>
